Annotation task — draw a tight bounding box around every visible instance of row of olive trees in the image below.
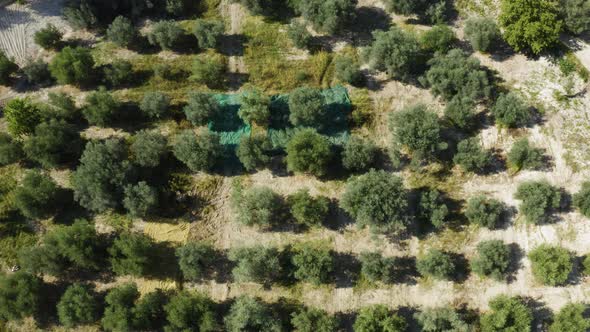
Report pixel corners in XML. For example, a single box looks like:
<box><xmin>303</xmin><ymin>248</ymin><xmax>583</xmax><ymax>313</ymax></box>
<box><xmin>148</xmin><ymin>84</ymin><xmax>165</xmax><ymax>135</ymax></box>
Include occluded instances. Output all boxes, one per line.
<box><xmin>2</xmin><ymin>269</ymin><xmax>589</xmax><ymax>332</ymax></box>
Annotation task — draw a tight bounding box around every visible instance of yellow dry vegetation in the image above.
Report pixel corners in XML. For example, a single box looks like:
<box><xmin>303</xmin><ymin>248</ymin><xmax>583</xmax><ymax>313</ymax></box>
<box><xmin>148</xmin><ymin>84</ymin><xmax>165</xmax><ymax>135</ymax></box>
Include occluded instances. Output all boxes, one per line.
<box><xmin>143</xmin><ymin>221</ymin><xmax>190</xmax><ymax>244</ymax></box>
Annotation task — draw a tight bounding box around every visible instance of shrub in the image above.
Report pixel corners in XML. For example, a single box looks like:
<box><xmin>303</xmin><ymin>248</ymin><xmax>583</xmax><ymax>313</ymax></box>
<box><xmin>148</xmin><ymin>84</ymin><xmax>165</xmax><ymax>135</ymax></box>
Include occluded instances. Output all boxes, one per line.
<box><xmin>0</xmin><ymin>50</ymin><xmax>18</xmax><ymax>85</ymax></box>
<box><xmin>365</xmin><ymin>27</ymin><xmax>422</xmax><ymax>81</ymax></box>
<box><xmin>481</xmin><ymin>295</ymin><xmax>532</xmax><ymax>332</ymax></box>
<box><xmin>385</xmin><ymin>0</ymin><xmax>448</xmax><ymax>24</ymax></box>
<box><xmin>72</xmin><ymin>139</ymin><xmax>131</xmax><ymax>212</ymax></box>
<box><xmin>22</xmin><ymin>59</ymin><xmax>52</xmax><ymax>86</ymax></box>
<box><xmin>83</xmin><ymin>87</ymin><xmax>119</xmax><ymax>126</ymax></box>
<box><xmin>550</xmin><ymin>303</ymin><xmax>590</xmax><ymax>332</ymax></box>
<box><xmin>101</xmin><ymin>283</ymin><xmax>140</xmax><ymax>332</ymax></box>
<box><xmin>444</xmin><ymin>95</ymin><xmax>476</xmax><ymax>130</ymax></box>
<box><xmin>499</xmin><ymin>0</ymin><xmax>563</xmax><ymax>54</ymax></box>
<box><xmin>233</xmin><ymin>186</ymin><xmax>281</xmax><ymax>228</ymax></box>
<box><xmin>224</xmin><ymin>296</ymin><xmax>282</xmax><ymax>332</ymax></box>
<box><xmin>0</xmin><ymin>133</ymin><xmax>22</xmax><ymax>166</ymax></box>
<box><xmin>453</xmin><ymin>138</ymin><xmax>491</xmax><ymax>173</ymax></box>
<box><xmin>414</xmin><ymin>307</ymin><xmax>469</xmax><ymax>332</ymax></box>
<box><xmin>132</xmin><ymin>290</ymin><xmax>168</xmax><ymax>331</ymax></box>
<box><xmin>292</xmin><ymin>244</ymin><xmax>333</xmax><ymax>284</ymax></box>
<box><xmin>130</xmin><ymin>130</ymin><xmax>167</xmax><ymax>168</ymax></box>
<box><xmin>109</xmin><ymin>232</ymin><xmax>153</xmax><ymax>276</ymax></box>
<box><xmin>13</xmin><ymin>170</ymin><xmax>60</xmax><ymax>220</ymax></box>
<box><xmin>103</xmin><ymin>60</ymin><xmax>133</xmax><ymax>87</ymax></box>
<box><xmin>288</xmin><ymin>189</ymin><xmax>330</xmax><ymax>227</ymax></box>
<box><xmin>464</xmin><ymin>17</ymin><xmax>501</xmax><ymax>52</ymax></box>
<box><xmin>423</xmin><ymin>49</ymin><xmax>491</xmax><ymax>101</ymax></box>
<box><xmin>123</xmin><ymin>181</ymin><xmax>158</xmax><ymax>218</ymax></box>
<box><xmin>191</xmin><ymin>54</ymin><xmax>227</xmax><ymax>88</ymax></box>
<box><xmin>106</xmin><ymin>16</ymin><xmax>136</xmax><ymax>47</ymax></box>
<box><xmin>573</xmin><ymin>182</ymin><xmax>590</xmax><ymax>218</ymax></box>
<box><xmin>389</xmin><ymin>104</ymin><xmax>443</xmax><ymax>160</ymax></box>
<box><xmin>286</xmin><ymin>129</ymin><xmax>332</xmax><ymax>177</ymax></box>
<box><xmin>416</xmin><ymin>189</ymin><xmax>449</xmax><ymax>229</ymax></box>
<box><xmin>57</xmin><ymin>283</ymin><xmax>99</xmax><ymax>327</ymax></box>
<box><xmin>291</xmin><ymin>308</ymin><xmax>339</xmax><ymax>332</ymax></box>
<box><xmin>19</xmin><ymin>220</ymin><xmax>101</xmax><ymax>275</ymax></box>
<box><xmin>342</xmin><ymin>136</ymin><xmax>377</xmax><ymax>172</ymax></box>
<box><xmin>0</xmin><ymin>272</ymin><xmax>42</xmax><ymax>321</ymax></box>
<box><xmin>239</xmin><ymin>88</ymin><xmax>271</xmax><ymax>126</ymax></box>
<box><xmin>359</xmin><ymin>252</ymin><xmax>395</xmax><ymax>283</ymax></box>
<box><xmin>3</xmin><ymin>97</ymin><xmax>41</xmax><ymax>136</ymax></box>
<box><xmin>62</xmin><ymin>1</ymin><xmax>98</xmax><ymax>30</ymax></box>
<box><xmin>229</xmin><ymin>246</ymin><xmax>283</xmax><ymax>283</ymax></box>
<box><xmin>165</xmin><ymin>0</ymin><xmax>188</xmax><ymax>16</ymax></box>
<box><xmin>562</xmin><ymin>0</ymin><xmax>590</xmax><ymax>34</ymax></box>
<box><xmin>491</xmin><ymin>92</ymin><xmax>532</xmax><ymax>128</ymax></box>
<box><xmin>24</xmin><ymin>119</ymin><xmax>82</xmax><ymax>168</ymax></box>
<box><xmin>507</xmin><ymin>138</ymin><xmax>545</xmax><ymax>171</ymax></box>
<box><xmin>471</xmin><ymin>240</ymin><xmax>511</xmax><ymax>281</ymax></box>
<box><xmin>528</xmin><ymin>245</ymin><xmax>573</xmax><ymax>286</ymax></box>
<box><xmin>184</xmin><ymin>92</ymin><xmax>219</xmax><ymax>126</ymax></box>
<box><xmin>288</xmin><ymin>87</ymin><xmax>326</xmax><ymax>129</ymax></box>
<box><xmin>147</xmin><ymin>20</ymin><xmax>183</xmax><ymax>50</ymax></box>
<box><xmin>236</xmin><ymin>135</ymin><xmax>271</xmax><ymax>171</ymax></box>
<box><xmin>287</xmin><ymin>21</ymin><xmax>311</xmax><ymax>49</ymax></box>
<box><xmin>354</xmin><ymin>305</ymin><xmax>407</xmax><ymax>332</ymax></box>
<box><xmin>164</xmin><ymin>292</ymin><xmax>217</xmax><ymax>332</ymax></box>
<box><xmin>340</xmin><ymin>170</ymin><xmax>409</xmax><ymax>233</ymax></box>
<box><xmin>514</xmin><ymin>180</ymin><xmax>561</xmax><ymax>224</ymax></box>
<box><xmin>172</xmin><ymin>130</ymin><xmax>222</xmax><ymax>172</ymax></box>
<box><xmin>49</xmin><ymin>46</ymin><xmax>95</xmax><ymax>86</ymax></box>
<box><xmin>416</xmin><ymin>249</ymin><xmax>455</xmax><ymax>280</ymax></box>
<box><xmin>193</xmin><ymin>19</ymin><xmax>224</xmax><ymax>49</ymax></box>
<box><xmin>44</xmin><ymin>92</ymin><xmax>77</xmax><ymax>120</ymax></box>
<box><xmin>34</xmin><ymin>23</ymin><xmax>63</xmax><ymax>50</ymax></box>
<box><xmin>334</xmin><ymin>55</ymin><xmax>362</xmax><ymax>85</ymax></box>
<box><xmin>465</xmin><ymin>195</ymin><xmax>504</xmax><ymax>228</ymax></box>
<box><xmin>176</xmin><ymin>242</ymin><xmax>215</xmax><ymax>281</ymax></box>
<box><xmin>420</xmin><ymin>25</ymin><xmax>456</xmax><ymax>53</ymax></box>
<box><xmin>295</xmin><ymin>0</ymin><xmax>357</xmax><ymax>34</ymax></box>
<box><xmin>139</xmin><ymin>92</ymin><xmax>170</xmax><ymax>119</ymax></box>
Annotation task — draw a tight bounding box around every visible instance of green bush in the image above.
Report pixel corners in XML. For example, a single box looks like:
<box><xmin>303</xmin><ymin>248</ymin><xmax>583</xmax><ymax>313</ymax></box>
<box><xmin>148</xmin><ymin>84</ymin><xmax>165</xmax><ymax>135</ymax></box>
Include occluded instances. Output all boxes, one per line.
<box><xmin>481</xmin><ymin>295</ymin><xmax>532</xmax><ymax>332</ymax></box>
<box><xmin>453</xmin><ymin>138</ymin><xmax>491</xmax><ymax>173</ymax></box>
<box><xmin>233</xmin><ymin>186</ymin><xmax>281</xmax><ymax>228</ymax></box>
<box><xmin>123</xmin><ymin>181</ymin><xmax>158</xmax><ymax>217</ymax></box>
<box><xmin>0</xmin><ymin>272</ymin><xmax>42</xmax><ymax>321</ymax></box>
<box><xmin>239</xmin><ymin>88</ymin><xmax>271</xmax><ymax>126</ymax></box>
<box><xmin>83</xmin><ymin>87</ymin><xmax>119</xmax><ymax>126</ymax></box>
<box><xmin>365</xmin><ymin>27</ymin><xmax>422</xmax><ymax>81</ymax></box>
<box><xmin>132</xmin><ymin>290</ymin><xmax>168</xmax><ymax>331</ymax></box>
<box><xmin>514</xmin><ymin>180</ymin><xmax>561</xmax><ymax>224</ymax></box>
<box><xmin>288</xmin><ymin>87</ymin><xmax>326</xmax><ymax>129</ymax></box>
<box><xmin>57</xmin><ymin>283</ymin><xmax>100</xmax><ymax>327</ymax></box>
<box><xmin>287</xmin><ymin>189</ymin><xmax>330</xmax><ymax>227</ymax></box>
<box><xmin>389</xmin><ymin>104</ymin><xmax>443</xmax><ymax>161</ymax></box>
<box><xmin>184</xmin><ymin>92</ymin><xmax>219</xmax><ymax>126</ymax></box>
<box><xmin>224</xmin><ymin>296</ymin><xmax>282</xmax><ymax>332</ymax></box>
<box><xmin>236</xmin><ymin>135</ymin><xmax>271</xmax><ymax>171</ymax></box>
<box><xmin>342</xmin><ymin>136</ymin><xmax>377</xmax><ymax>172</ymax></box>
<box><xmin>562</xmin><ymin>0</ymin><xmax>590</xmax><ymax>34</ymax></box>
<box><xmin>164</xmin><ymin>291</ymin><xmax>217</xmax><ymax>332</ymax></box>
<box><xmin>464</xmin><ymin>17</ymin><xmax>501</xmax><ymax>52</ymax></box>
<box><xmin>109</xmin><ymin>232</ymin><xmax>153</xmax><ymax>276</ymax></box>
<box><xmin>3</xmin><ymin>98</ymin><xmax>42</xmax><ymax>136</ymax></box>
<box><xmin>334</xmin><ymin>55</ymin><xmax>362</xmax><ymax>85</ymax></box>
<box><xmin>444</xmin><ymin>95</ymin><xmax>476</xmax><ymax>130</ymax></box>
<box><xmin>34</xmin><ymin>23</ymin><xmax>63</xmax><ymax>50</ymax></box>
<box><xmin>414</xmin><ymin>307</ymin><xmax>469</xmax><ymax>332</ymax></box>
<box><xmin>286</xmin><ymin>129</ymin><xmax>333</xmax><ymax>177</ymax></box>
<box><xmin>172</xmin><ymin>130</ymin><xmax>222</xmax><ymax>172</ymax></box>
<box><xmin>416</xmin><ymin>189</ymin><xmax>449</xmax><ymax>229</ymax></box>
<box><xmin>147</xmin><ymin>20</ymin><xmax>183</xmax><ymax>50</ymax></box>
<box><xmin>291</xmin><ymin>307</ymin><xmax>339</xmax><ymax>332</ymax></box>
<box><xmin>22</xmin><ymin>59</ymin><xmax>52</xmax><ymax>86</ymax></box>
<box><xmin>101</xmin><ymin>283</ymin><xmax>140</xmax><ymax>332</ymax></box>
<box><xmin>340</xmin><ymin>170</ymin><xmax>409</xmax><ymax>233</ymax></box>
<box><xmin>13</xmin><ymin>170</ymin><xmax>60</xmax><ymax>220</ymax></box>
<box><xmin>470</xmin><ymin>240</ymin><xmax>511</xmax><ymax>281</ymax></box>
<box><xmin>49</xmin><ymin>46</ymin><xmax>95</xmax><ymax>86</ymax></box>
<box><xmin>423</xmin><ymin>49</ymin><xmax>491</xmax><ymax>101</ymax></box>
<box><xmin>0</xmin><ymin>50</ymin><xmax>18</xmax><ymax>85</ymax></box>
<box><xmin>573</xmin><ymin>181</ymin><xmax>590</xmax><ymax>218</ymax></box>
<box><xmin>292</xmin><ymin>244</ymin><xmax>333</xmax><ymax>284</ymax></box>
<box><xmin>491</xmin><ymin>92</ymin><xmax>532</xmax><ymax>128</ymax></box>
<box><xmin>130</xmin><ymin>130</ymin><xmax>168</xmax><ymax>168</ymax></box>
<box><xmin>507</xmin><ymin>138</ymin><xmax>545</xmax><ymax>171</ymax></box>
<box><xmin>295</xmin><ymin>0</ymin><xmax>357</xmax><ymax>34</ymax></box>
<box><xmin>103</xmin><ymin>60</ymin><xmax>133</xmax><ymax>87</ymax></box>
<box><xmin>62</xmin><ymin>1</ymin><xmax>98</xmax><ymax>30</ymax></box>
<box><xmin>416</xmin><ymin>249</ymin><xmax>455</xmax><ymax>280</ymax></box>
<box><xmin>43</xmin><ymin>92</ymin><xmax>78</xmax><ymax>120</ymax></box>
<box><xmin>24</xmin><ymin>119</ymin><xmax>82</xmax><ymax>168</ymax></box>
<box><xmin>191</xmin><ymin>54</ymin><xmax>227</xmax><ymax>88</ymax></box>
<box><xmin>385</xmin><ymin>0</ymin><xmax>448</xmax><ymax>24</ymax></box>
<box><xmin>287</xmin><ymin>21</ymin><xmax>311</xmax><ymax>49</ymax></box>
<box><xmin>0</xmin><ymin>133</ymin><xmax>22</xmax><ymax>166</ymax></box>
<box><xmin>106</xmin><ymin>16</ymin><xmax>137</xmax><ymax>47</ymax></box>
<box><xmin>176</xmin><ymin>242</ymin><xmax>215</xmax><ymax>281</ymax></box>
<box><xmin>550</xmin><ymin>303</ymin><xmax>590</xmax><ymax>332</ymax></box>
<box><xmin>354</xmin><ymin>305</ymin><xmax>407</xmax><ymax>332</ymax></box>
<box><xmin>465</xmin><ymin>195</ymin><xmax>504</xmax><ymax>228</ymax></box>
<box><xmin>193</xmin><ymin>19</ymin><xmax>224</xmax><ymax>49</ymax></box>
<box><xmin>359</xmin><ymin>252</ymin><xmax>395</xmax><ymax>283</ymax></box>
<box><xmin>528</xmin><ymin>244</ymin><xmax>573</xmax><ymax>286</ymax></box>
<box><xmin>420</xmin><ymin>25</ymin><xmax>456</xmax><ymax>53</ymax></box>
<box><xmin>165</xmin><ymin>0</ymin><xmax>188</xmax><ymax>16</ymax></box>
<box><xmin>499</xmin><ymin>0</ymin><xmax>563</xmax><ymax>54</ymax></box>
<box><xmin>229</xmin><ymin>246</ymin><xmax>283</xmax><ymax>283</ymax></box>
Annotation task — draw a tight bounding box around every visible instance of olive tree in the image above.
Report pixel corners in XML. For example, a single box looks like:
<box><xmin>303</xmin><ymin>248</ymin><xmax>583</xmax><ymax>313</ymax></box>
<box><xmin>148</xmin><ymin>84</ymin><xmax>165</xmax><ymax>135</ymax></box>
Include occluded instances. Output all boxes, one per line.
<box><xmin>334</xmin><ymin>55</ymin><xmax>362</xmax><ymax>85</ymax></box>
<box><xmin>3</xmin><ymin>97</ymin><xmax>41</xmax><ymax>136</ymax></box>
<box><xmin>233</xmin><ymin>186</ymin><xmax>281</xmax><ymax>228</ymax></box>
<box><xmin>172</xmin><ymin>130</ymin><xmax>222</xmax><ymax>172</ymax></box>
<box><xmin>340</xmin><ymin>170</ymin><xmax>410</xmax><ymax>233</ymax></box>
<box><xmin>416</xmin><ymin>189</ymin><xmax>449</xmax><ymax>229</ymax></box>
<box><xmin>236</xmin><ymin>135</ymin><xmax>271</xmax><ymax>171</ymax></box>
<box><xmin>132</xmin><ymin>290</ymin><xmax>168</xmax><ymax>331</ymax></box>
<box><xmin>24</xmin><ymin>119</ymin><xmax>82</xmax><ymax>168</ymax></box>
<box><xmin>22</xmin><ymin>59</ymin><xmax>52</xmax><ymax>86</ymax></box>
<box><xmin>481</xmin><ymin>295</ymin><xmax>532</xmax><ymax>332</ymax></box>
<box><xmin>414</xmin><ymin>307</ymin><xmax>469</xmax><ymax>332</ymax></box>
<box><xmin>287</xmin><ymin>189</ymin><xmax>330</xmax><ymax>227</ymax></box>
<box><xmin>465</xmin><ymin>195</ymin><xmax>504</xmax><ymax>228</ymax></box>
<box><xmin>288</xmin><ymin>87</ymin><xmax>326</xmax><ymax>129</ymax></box>
<box><xmin>287</xmin><ymin>21</ymin><xmax>311</xmax><ymax>49</ymax></box>
<box><xmin>416</xmin><ymin>249</ymin><xmax>455</xmax><ymax>280</ymax></box>
<box><xmin>191</xmin><ymin>54</ymin><xmax>227</xmax><ymax>88</ymax></box>
<box><xmin>0</xmin><ymin>133</ymin><xmax>22</xmax><ymax>166</ymax></box>
<box><xmin>549</xmin><ymin>303</ymin><xmax>590</xmax><ymax>332</ymax></box>
<box><xmin>291</xmin><ymin>308</ymin><xmax>338</xmax><ymax>332</ymax></box>
<box><xmin>239</xmin><ymin>88</ymin><xmax>271</xmax><ymax>126</ymax></box>
<box><xmin>57</xmin><ymin>283</ymin><xmax>100</xmax><ymax>327</ymax></box>
<box><xmin>507</xmin><ymin>138</ymin><xmax>545</xmax><ymax>171</ymax></box>
<box><xmin>561</xmin><ymin>0</ymin><xmax>590</xmax><ymax>34</ymax></box>
<box><xmin>0</xmin><ymin>50</ymin><xmax>18</xmax><ymax>85</ymax></box>
<box><xmin>359</xmin><ymin>252</ymin><xmax>395</xmax><ymax>283</ymax></box>
<box><xmin>83</xmin><ymin>87</ymin><xmax>120</xmax><ymax>126</ymax></box>
<box><xmin>147</xmin><ymin>20</ymin><xmax>183</xmax><ymax>50</ymax></box>
<box><xmin>103</xmin><ymin>60</ymin><xmax>133</xmax><ymax>87</ymax></box>
<box><xmin>528</xmin><ymin>244</ymin><xmax>573</xmax><ymax>286</ymax></box>
<box><xmin>13</xmin><ymin>170</ymin><xmax>60</xmax><ymax>220</ymax></box>
<box><xmin>286</xmin><ymin>129</ymin><xmax>333</xmax><ymax>177</ymax></box>
<box><xmin>193</xmin><ymin>19</ymin><xmax>225</xmax><ymax>49</ymax></box>
<box><xmin>491</xmin><ymin>92</ymin><xmax>532</xmax><ymax>128</ymax></box>
<box><xmin>365</xmin><ymin>27</ymin><xmax>422</xmax><ymax>81</ymax></box>
<box><xmin>164</xmin><ymin>291</ymin><xmax>216</xmax><ymax>332</ymax></box>
<box><xmin>573</xmin><ymin>181</ymin><xmax>590</xmax><ymax>218</ymax></box>
<box><xmin>295</xmin><ymin>0</ymin><xmax>357</xmax><ymax>34</ymax></box>
<box><xmin>130</xmin><ymin>130</ymin><xmax>168</xmax><ymax>168</ymax></box>
<box><xmin>0</xmin><ymin>272</ymin><xmax>42</xmax><ymax>321</ymax></box>
<box><xmin>354</xmin><ymin>305</ymin><xmax>407</xmax><ymax>332</ymax></box>
<box><xmin>385</xmin><ymin>0</ymin><xmax>448</xmax><ymax>24</ymax></box>
<box><xmin>123</xmin><ymin>181</ymin><xmax>158</xmax><ymax>218</ymax></box>
<box><xmin>444</xmin><ymin>95</ymin><xmax>477</xmax><ymax>130</ymax></box>
<box><xmin>106</xmin><ymin>16</ymin><xmax>136</xmax><ymax>47</ymax></box>
<box><xmin>342</xmin><ymin>136</ymin><xmax>377</xmax><ymax>172</ymax></box>
<box><xmin>176</xmin><ymin>242</ymin><xmax>215</xmax><ymax>281</ymax></box>
<box><xmin>453</xmin><ymin>138</ymin><xmax>491</xmax><ymax>173</ymax></box>
<box><xmin>464</xmin><ymin>17</ymin><xmax>501</xmax><ymax>52</ymax></box>
<box><xmin>101</xmin><ymin>283</ymin><xmax>140</xmax><ymax>332</ymax></box>
<box><xmin>514</xmin><ymin>180</ymin><xmax>561</xmax><ymax>224</ymax></box>
<box><xmin>229</xmin><ymin>246</ymin><xmax>283</xmax><ymax>283</ymax></box>
<box><xmin>224</xmin><ymin>296</ymin><xmax>282</xmax><ymax>332</ymax></box>
<box><xmin>470</xmin><ymin>240</ymin><xmax>511</xmax><ymax>281</ymax></box>
<box><xmin>420</xmin><ymin>25</ymin><xmax>456</xmax><ymax>53</ymax></box>
<box><xmin>389</xmin><ymin>104</ymin><xmax>443</xmax><ymax>161</ymax></box>
<box><xmin>108</xmin><ymin>232</ymin><xmax>153</xmax><ymax>276</ymax></box>
<box><xmin>43</xmin><ymin>92</ymin><xmax>77</xmax><ymax>120</ymax></box>
<box><xmin>49</xmin><ymin>46</ymin><xmax>95</xmax><ymax>86</ymax></box>
<box><xmin>292</xmin><ymin>244</ymin><xmax>333</xmax><ymax>284</ymax></box>
<box><xmin>184</xmin><ymin>92</ymin><xmax>219</xmax><ymax>126</ymax></box>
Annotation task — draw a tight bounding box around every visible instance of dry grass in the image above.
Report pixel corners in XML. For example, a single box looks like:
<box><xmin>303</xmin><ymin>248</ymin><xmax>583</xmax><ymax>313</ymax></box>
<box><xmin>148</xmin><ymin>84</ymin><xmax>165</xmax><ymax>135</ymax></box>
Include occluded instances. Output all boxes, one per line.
<box><xmin>143</xmin><ymin>221</ymin><xmax>190</xmax><ymax>244</ymax></box>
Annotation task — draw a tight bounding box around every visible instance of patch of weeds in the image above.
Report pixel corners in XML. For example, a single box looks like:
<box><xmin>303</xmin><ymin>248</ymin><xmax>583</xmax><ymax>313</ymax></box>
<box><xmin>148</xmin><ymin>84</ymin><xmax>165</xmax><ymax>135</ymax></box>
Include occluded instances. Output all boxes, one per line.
<box><xmin>0</xmin><ymin>231</ymin><xmax>37</xmax><ymax>268</ymax></box>
<box><xmin>102</xmin><ymin>211</ymin><xmax>134</xmax><ymax>232</ymax></box>
<box><xmin>349</xmin><ymin>88</ymin><xmax>373</xmax><ymax>128</ymax></box>
<box><xmin>563</xmin><ymin>151</ymin><xmax>580</xmax><ymax>173</ymax></box>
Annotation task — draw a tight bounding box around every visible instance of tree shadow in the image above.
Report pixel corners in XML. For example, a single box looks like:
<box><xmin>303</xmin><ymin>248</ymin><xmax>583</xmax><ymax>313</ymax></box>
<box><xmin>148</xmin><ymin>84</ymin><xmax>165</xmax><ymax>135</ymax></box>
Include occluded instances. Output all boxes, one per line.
<box><xmin>217</xmin><ymin>34</ymin><xmax>248</xmax><ymax>57</ymax></box>
<box><xmin>210</xmin><ymin>249</ymin><xmax>234</xmax><ymax>284</ymax></box>
<box><xmin>0</xmin><ymin>6</ymin><xmax>32</xmax><ymax>29</ymax></box>
<box><xmin>147</xmin><ymin>241</ymin><xmax>181</xmax><ymax>280</ymax></box>
<box><xmin>347</xmin><ymin>6</ymin><xmax>391</xmax><ymax>47</ymax></box>
<box><xmin>527</xmin><ymin>298</ymin><xmax>553</xmax><ymax>332</ymax></box>
<box><xmin>332</xmin><ymin>252</ymin><xmax>361</xmax><ymax>288</ymax></box>
<box><xmin>323</xmin><ymin>203</ymin><xmax>355</xmax><ymax>231</ymax></box>
<box><xmin>335</xmin><ymin>311</ymin><xmax>356</xmax><ymax>332</ymax></box>
<box><xmin>566</xmin><ymin>254</ymin><xmax>584</xmax><ymax>286</ymax></box>
<box><xmin>391</xmin><ymin>256</ymin><xmax>419</xmax><ymax>285</ymax></box>
<box><xmin>449</xmin><ymin>252</ymin><xmax>470</xmax><ymax>283</ymax></box>
<box><xmin>506</xmin><ymin>243</ymin><xmax>524</xmax><ymax>284</ymax></box>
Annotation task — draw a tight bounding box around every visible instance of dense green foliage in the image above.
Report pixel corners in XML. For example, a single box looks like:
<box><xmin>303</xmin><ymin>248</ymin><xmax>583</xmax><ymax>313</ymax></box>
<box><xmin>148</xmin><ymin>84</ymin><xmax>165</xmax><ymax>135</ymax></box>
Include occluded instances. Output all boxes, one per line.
<box><xmin>515</xmin><ymin>180</ymin><xmax>561</xmax><ymax>224</ymax></box>
<box><xmin>416</xmin><ymin>249</ymin><xmax>455</xmax><ymax>280</ymax></box>
<box><xmin>342</xmin><ymin>136</ymin><xmax>377</xmax><ymax>172</ymax></box>
<box><xmin>22</xmin><ymin>59</ymin><xmax>52</xmax><ymax>86</ymax></box>
<box><xmin>83</xmin><ymin>88</ymin><xmax>120</xmax><ymax>126</ymax></box>
<box><xmin>292</xmin><ymin>244</ymin><xmax>333</xmax><ymax>284</ymax></box>
<box><xmin>0</xmin><ymin>272</ymin><xmax>42</xmax><ymax>321</ymax></box>
<box><xmin>354</xmin><ymin>305</ymin><xmax>407</xmax><ymax>332</ymax></box>
<box><xmin>471</xmin><ymin>240</ymin><xmax>511</xmax><ymax>281</ymax></box>
<box><xmin>164</xmin><ymin>291</ymin><xmax>217</xmax><ymax>332</ymax></box>
<box><xmin>414</xmin><ymin>307</ymin><xmax>469</xmax><ymax>332</ymax></box>
<box><xmin>57</xmin><ymin>283</ymin><xmax>100</xmax><ymax>327</ymax></box>
<box><xmin>385</xmin><ymin>0</ymin><xmax>447</xmax><ymax>24</ymax></box>
<box><xmin>561</xmin><ymin>0</ymin><xmax>590</xmax><ymax>34</ymax></box>
<box><xmin>229</xmin><ymin>246</ymin><xmax>283</xmax><ymax>283</ymax></box>
<box><xmin>184</xmin><ymin>92</ymin><xmax>219</xmax><ymax>126</ymax></box>
<box><xmin>130</xmin><ymin>130</ymin><xmax>167</xmax><ymax>168</ymax></box>
<box><xmin>453</xmin><ymin>138</ymin><xmax>491</xmax><ymax>173</ymax></box>
<box><xmin>236</xmin><ymin>135</ymin><xmax>271</xmax><ymax>171</ymax></box>
<box><xmin>464</xmin><ymin>17</ymin><xmax>501</xmax><ymax>52</ymax></box>
<box><xmin>224</xmin><ymin>296</ymin><xmax>282</xmax><ymax>332</ymax></box>
<box><xmin>0</xmin><ymin>133</ymin><xmax>22</xmax><ymax>166</ymax></box>
<box><xmin>444</xmin><ymin>95</ymin><xmax>477</xmax><ymax>130</ymax></box>
<box><xmin>334</xmin><ymin>55</ymin><xmax>362</xmax><ymax>85</ymax></box>
<box><xmin>239</xmin><ymin>89</ymin><xmax>271</xmax><ymax>126</ymax></box>
<box><xmin>287</xmin><ymin>21</ymin><xmax>312</xmax><ymax>49</ymax></box>
<box><xmin>507</xmin><ymin>138</ymin><xmax>545</xmax><ymax>171</ymax></box>
<box><xmin>172</xmin><ymin>130</ymin><xmax>222</xmax><ymax>172</ymax></box>
<box><xmin>481</xmin><ymin>295</ymin><xmax>532</xmax><ymax>332</ymax></box>
<box><xmin>103</xmin><ymin>60</ymin><xmax>134</xmax><ymax>87</ymax></box>
<box><xmin>13</xmin><ymin>171</ymin><xmax>60</xmax><ymax>220</ymax></box>
<box><xmin>465</xmin><ymin>195</ymin><xmax>504</xmax><ymax>228</ymax></box>
<box><xmin>147</xmin><ymin>20</ymin><xmax>183</xmax><ymax>50</ymax></box>
<box><xmin>295</xmin><ymin>0</ymin><xmax>357</xmax><ymax>34</ymax></box>
<box><xmin>101</xmin><ymin>283</ymin><xmax>140</xmax><ymax>332</ymax></box>
<box><xmin>49</xmin><ymin>46</ymin><xmax>95</xmax><ymax>86</ymax></box>
<box><xmin>286</xmin><ymin>129</ymin><xmax>332</xmax><ymax>177</ymax></box>
<box><xmin>109</xmin><ymin>232</ymin><xmax>153</xmax><ymax>276</ymax></box>
<box><xmin>340</xmin><ymin>170</ymin><xmax>409</xmax><ymax>233</ymax></box>
<box><xmin>573</xmin><ymin>182</ymin><xmax>590</xmax><ymax>218</ymax></box>
<box><xmin>193</xmin><ymin>19</ymin><xmax>225</xmax><ymax>49</ymax></box>
<box><xmin>24</xmin><ymin>119</ymin><xmax>82</xmax><ymax>168</ymax></box>
<box><xmin>191</xmin><ymin>54</ymin><xmax>227</xmax><ymax>88</ymax></box>
<box><xmin>0</xmin><ymin>50</ymin><xmax>18</xmax><ymax>85</ymax></box>
<box><xmin>389</xmin><ymin>104</ymin><xmax>443</xmax><ymax>161</ymax></box>
<box><xmin>420</xmin><ymin>25</ymin><xmax>456</xmax><ymax>53</ymax></box>
<box><xmin>365</xmin><ymin>27</ymin><xmax>422</xmax><ymax>81</ymax></box>
<box><xmin>291</xmin><ymin>307</ymin><xmax>338</xmax><ymax>332</ymax></box>
<box><xmin>44</xmin><ymin>92</ymin><xmax>78</xmax><ymax>120</ymax></box>
<box><xmin>528</xmin><ymin>245</ymin><xmax>573</xmax><ymax>286</ymax></box>
<box><xmin>549</xmin><ymin>303</ymin><xmax>590</xmax><ymax>332</ymax></box>
<box><xmin>123</xmin><ymin>181</ymin><xmax>158</xmax><ymax>217</ymax></box>
<box><xmin>491</xmin><ymin>92</ymin><xmax>532</xmax><ymax>128</ymax></box>
<box><xmin>106</xmin><ymin>16</ymin><xmax>136</xmax><ymax>47</ymax></box>
<box><xmin>288</xmin><ymin>189</ymin><xmax>330</xmax><ymax>227</ymax></box>
<box><xmin>4</xmin><ymin>98</ymin><xmax>41</xmax><ymax>137</ymax></box>
<box><xmin>416</xmin><ymin>189</ymin><xmax>449</xmax><ymax>229</ymax></box>
<box><xmin>234</xmin><ymin>186</ymin><xmax>282</xmax><ymax>228</ymax></box>
<box><xmin>359</xmin><ymin>252</ymin><xmax>395</xmax><ymax>283</ymax></box>
<box><xmin>176</xmin><ymin>242</ymin><xmax>215</xmax><ymax>281</ymax></box>
<box><xmin>288</xmin><ymin>87</ymin><xmax>326</xmax><ymax>129</ymax></box>
<box><xmin>132</xmin><ymin>290</ymin><xmax>168</xmax><ymax>331</ymax></box>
